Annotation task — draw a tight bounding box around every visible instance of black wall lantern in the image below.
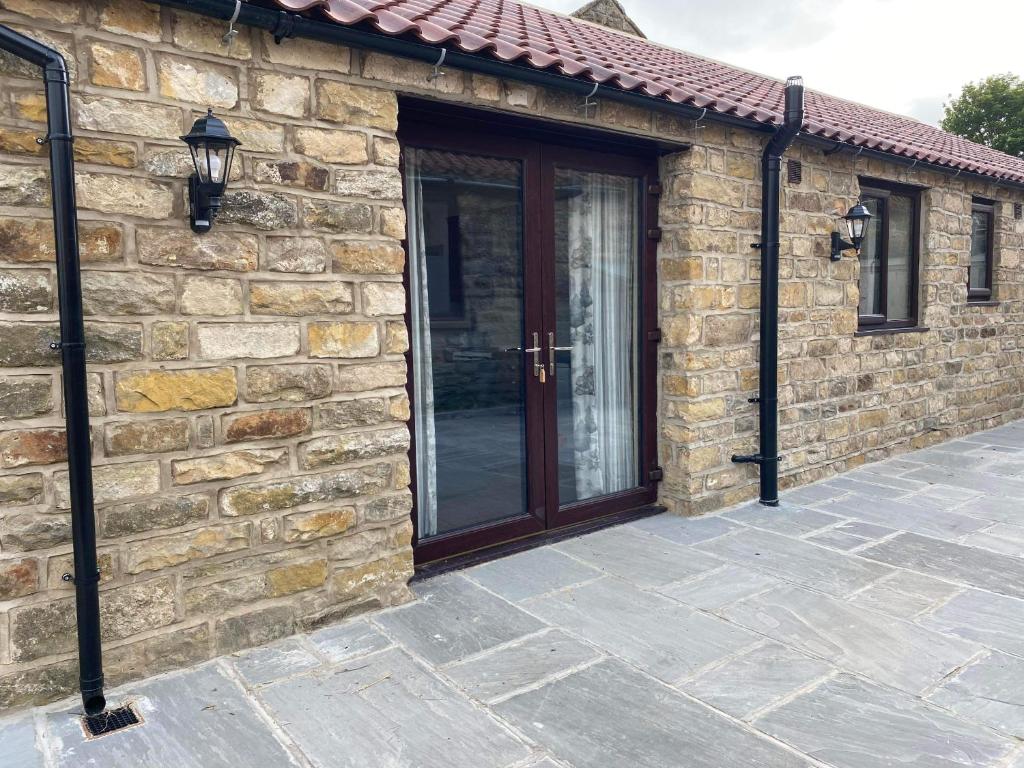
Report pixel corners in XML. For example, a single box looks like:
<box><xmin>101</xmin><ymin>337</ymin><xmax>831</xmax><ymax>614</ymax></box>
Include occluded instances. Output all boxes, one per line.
<box><xmin>830</xmin><ymin>202</ymin><xmax>873</xmax><ymax>260</ymax></box>
<box><xmin>180</xmin><ymin>108</ymin><xmax>240</xmax><ymax>233</ymax></box>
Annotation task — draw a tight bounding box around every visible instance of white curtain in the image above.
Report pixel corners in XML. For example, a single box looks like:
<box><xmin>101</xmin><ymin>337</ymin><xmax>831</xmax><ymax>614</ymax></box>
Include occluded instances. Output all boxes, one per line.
<box><xmin>405</xmin><ymin>148</ymin><xmax>439</xmax><ymax>537</ymax></box>
<box><xmin>566</xmin><ymin>172</ymin><xmax>638</xmax><ymax>498</ymax></box>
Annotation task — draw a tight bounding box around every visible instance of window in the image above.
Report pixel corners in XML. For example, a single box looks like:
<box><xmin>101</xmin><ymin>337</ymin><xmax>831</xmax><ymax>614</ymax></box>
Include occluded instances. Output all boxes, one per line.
<box><xmin>968</xmin><ymin>199</ymin><xmax>995</xmax><ymax>302</ymax></box>
<box><xmin>857</xmin><ymin>180</ymin><xmax>921</xmax><ymax>331</ymax></box>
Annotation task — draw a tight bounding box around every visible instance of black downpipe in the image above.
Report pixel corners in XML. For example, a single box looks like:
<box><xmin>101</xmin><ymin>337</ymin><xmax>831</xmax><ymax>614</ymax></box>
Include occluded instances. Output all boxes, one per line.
<box><xmin>0</xmin><ymin>26</ymin><xmax>105</xmax><ymax>715</ymax></box>
<box><xmin>732</xmin><ymin>76</ymin><xmax>804</xmax><ymax>506</ymax></box>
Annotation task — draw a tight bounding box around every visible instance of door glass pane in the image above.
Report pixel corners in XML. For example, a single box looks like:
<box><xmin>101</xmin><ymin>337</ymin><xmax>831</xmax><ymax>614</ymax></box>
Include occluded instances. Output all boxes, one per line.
<box><xmin>553</xmin><ymin>168</ymin><xmax>640</xmax><ymax>505</ymax></box>
<box><xmin>970</xmin><ymin>209</ymin><xmax>990</xmax><ymax>290</ymax></box>
<box><xmin>886</xmin><ymin>194</ymin><xmax>914</xmax><ymax>320</ymax></box>
<box><xmin>858</xmin><ymin>196</ymin><xmax>884</xmax><ymax>316</ymax></box>
<box><xmin>405</xmin><ymin>148</ymin><xmax>528</xmax><ymax>539</ymax></box>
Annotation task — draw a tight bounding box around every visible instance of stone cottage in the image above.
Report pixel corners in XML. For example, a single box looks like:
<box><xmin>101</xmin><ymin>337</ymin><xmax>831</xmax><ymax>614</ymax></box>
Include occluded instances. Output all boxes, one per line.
<box><xmin>0</xmin><ymin>0</ymin><xmax>1022</xmax><ymax>710</ymax></box>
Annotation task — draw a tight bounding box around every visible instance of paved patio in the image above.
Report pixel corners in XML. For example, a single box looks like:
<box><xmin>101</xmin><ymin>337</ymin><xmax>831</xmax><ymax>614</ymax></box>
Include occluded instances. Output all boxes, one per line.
<box><xmin>6</xmin><ymin>419</ymin><xmax>1024</xmax><ymax>768</ymax></box>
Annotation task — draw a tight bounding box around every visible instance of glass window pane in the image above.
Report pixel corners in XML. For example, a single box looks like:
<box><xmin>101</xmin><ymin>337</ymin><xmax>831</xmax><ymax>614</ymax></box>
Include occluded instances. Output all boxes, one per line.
<box><xmin>858</xmin><ymin>196</ymin><xmax>884</xmax><ymax>317</ymax></box>
<box><xmin>405</xmin><ymin>148</ymin><xmax>529</xmax><ymax>539</ymax></box>
<box><xmin>553</xmin><ymin>168</ymin><xmax>640</xmax><ymax>504</ymax></box>
<box><xmin>886</xmin><ymin>194</ymin><xmax>914</xmax><ymax>320</ymax></box>
<box><xmin>970</xmin><ymin>209</ymin><xmax>990</xmax><ymax>291</ymax></box>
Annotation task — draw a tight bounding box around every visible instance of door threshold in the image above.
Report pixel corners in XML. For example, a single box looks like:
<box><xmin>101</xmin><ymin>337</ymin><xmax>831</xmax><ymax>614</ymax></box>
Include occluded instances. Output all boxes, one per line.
<box><xmin>412</xmin><ymin>504</ymin><xmax>665</xmax><ymax>581</ymax></box>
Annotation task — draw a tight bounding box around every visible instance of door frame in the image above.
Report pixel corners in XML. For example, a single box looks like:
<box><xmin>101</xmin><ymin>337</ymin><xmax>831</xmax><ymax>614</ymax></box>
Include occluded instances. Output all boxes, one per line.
<box><xmin>398</xmin><ymin>102</ymin><xmax>662</xmax><ymax>564</ymax></box>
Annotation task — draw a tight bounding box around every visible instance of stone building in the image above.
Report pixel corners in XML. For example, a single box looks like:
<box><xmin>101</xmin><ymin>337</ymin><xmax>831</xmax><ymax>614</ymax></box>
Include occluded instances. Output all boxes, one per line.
<box><xmin>0</xmin><ymin>0</ymin><xmax>1022</xmax><ymax>710</ymax></box>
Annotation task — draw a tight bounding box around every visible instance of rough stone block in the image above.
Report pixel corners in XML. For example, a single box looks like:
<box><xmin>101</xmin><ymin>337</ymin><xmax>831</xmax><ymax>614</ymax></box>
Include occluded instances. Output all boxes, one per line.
<box><xmin>0</xmin><ymin>165</ymin><xmax>49</xmax><ymax>207</ymax></box>
<box><xmin>0</xmin><ymin>375</ymin><xmax>52</xmax><ymax>420</ymax></box>
<box><xmin>0</xmin><ymin>321</ymin><xmax>140</xmax><ymax>366</ymax></box>
<box><xmin>171</xmin><ymin>10</ymin><xmax>252</xmax><ymax>59</ymax></box>
<box><xmin>172</xmin><ymin>448</ymin><xmax>287</xmax><ymax>485</ymax></box>
<box><xmin>157</xmin><ymin>54</ymin><xmax>238</xmax><ymax>108</ymax></box>
<box><xmin>362</xmin><ymin>52</ymin><xmax>464</xmax><ymax>94</ymax></box>
<box><xmin>299</xmin><ymin>426</ymin><xmax>409</xmax><ymax>470</ymax></box>
<box><xmin>336</xmin><ymin>361</ymin><xmax>406</xmax><ymax>392</ymax></box>
<box><xmin>219</xmin><ymin>463</ymin><xmax>392</xmax><ymax>516</ymax></box>
<box><xmin>221</xmin><ymin>115</ymin><xmax>284</xmax><ymax>152</ymax></box>
<box><xmin>293</xmin><ymin>128</ymin><xmax>367</xmax><ymax>164</ymax></box>
<box><xmin>74</xmin><ymin>96</ymin><xmax>182</xmax><ymax>139</ymax></box>
<box><xmin>331</xmin><ymin>554</ymin><xmax>412</xmax><ymax>602</ymax></box>
<box><xmin>362</xmin><ymin>282</ymin><xmax>405</xmax><ymax>316</ymax></box>
<box><xmin>82</xmin><ymin>271</ymin><xmax>175</xmax><ymax>315</ymax></box>
<box><xmin>385</xmin><ymin>321</ymin><xmax>409</xmax><ymax>353</ymax></box>
<box><xmin>180</xmin><ymin>276</ymin><xmax>243</xmax><ymax>316</ymax></box>
<box><xmin>0</xmin><ymin>472</ymin><xmax>44</xmax><ymax>506</ymax></box>
<box><xmin>196</xmin><ymin>323</ymin><xmax>300</xmax><ymax>360</ymax></box>
<box><xmin>89</xmin><ymin>42</ymin><xmax>146</xmax><ymax>91</ymax></box>
<box><xmin>0</xmin><ymin>269</ymin><xmax>50</xmax><ymax>312</ymax></box>
<box><xmin>125</xmin><ymin>523</ymin><xmax>251</xmax><ymax>574</ymax></box>
<box><xmin>115</xmin><ymin>367</ymin><xmax>238</xmax><ymax>413</ymax></box>
<box><xmin>283</xmin><ymin>508</ymin><xmax>356</xmax><ymax>543</ymax></box>
<box><xmin>308</xmin><ymin>322</ymin><xmax>379</xmax><ymax>358</ymax></box>
<box><xmin>76</xmin><ymin>172</ymin><xmax>173</xmax><ymax>218</ymax></box>
<box><xmin>223</xmin><ymin>407</ymin><xmax>312</xmax><ymax>443</ymax></box>
<box><xmin>314</xmin><ymin>397</ymin><xmax>388</xmax><ymax>429</ymax></box>
<box><xmin>0</xmin><ymin>557</ymin><xmax>38</xmax><ymax>599</ymax></box>
<box><xmin>0</xmin><ymin>428</ymin><xmax>67</xmax><ymax>468</ymax></box>
<box><xmin>46</xmin><ymin>551</ymin><xmax>116</xmax><ymax>589</ymax></box>
<box><xmin>218</xmin><ymin>190</ymin><xmax>297</xmax><ymax>230</ymax></box>
<box><xmin>315</xmin><ymin>80</ymin><xmax>397</xmax><ymax>130</ymax></box>
<box><xmin>137</xmin><ymin>228</ymin><xmax>259</xmax><ymax>271</ymax></box>
<box><xmin>101</xmin><ymin>494</ymin><xmax>210</xmax><ymax>538</ymax></box>
<box><xmin>104</xmin><ymin>418</ymin><xmax>189</xmax><ymax>456</ymax></box>
<box><xmin>249</xmin><ymin>281</ymin><xmax>353</xmax><ymax>316</ymax></box>
<box><xmin>152</xmin><ymin>321</ymin><xmax>190</xmax><ymax>361</ymax></box>
<box><xmin>253</xmin><ymin>160</ymin><xmax>329</xmax><ymax>191</ymax></box>
<box><xmin>373</xmin><ymin>137</ymin><xmax>401</xmax><ymax>167</ymax></box>
<box><xmin>0</xmin><ymin>218</ymin><xmax>123</xmax><ymax>264</ymax></box>
<box><xmin>263</xmin><ymin>236</ymin><xmax>328</xmax><ymax>273</ymax></box>
<box><xmin>303</xmin><ymin>199</ymin><xmax>373</xmax><ymax>234</ymax></box>
<box><xmin>0</xmin><ymin>512</ymin><xmax>69</xmax><ymax>551</ymax></box>
<box><xmin>245</xmin><ymin>364</ymin><xmax>332</xmax><ymax>403</ymax></box>
<box><xmin>215</xmin><ymin>604</ymin><xmax>294</xmax><ymax>655</ymax></box>
<box><xmin>55</xmin><ymin>460</ymin><xmax>161</xmax><ymax>508</ymax></box>
<box><xmin>251</xmin><ymin>71</ymin><xmax>309</xmax><ymax>117</ymax></box>
<box><xmin>74</xmin><ymin>138</ymin><xmax>138</xmax><ymax>168</ymax></box>
<box><xmin>331</xmin><ymin>240</ymin><xmax>405</xmax><ymax>274</ymax></box>
<box><xmin>99</xmin><ymin>0</ymin><xmax>162</xmax><ymax>41</ymax></box>
<box><xmin>261</xmin><ymin>31</ymin><xmax>349</xmax><ymax>71</ymax></box>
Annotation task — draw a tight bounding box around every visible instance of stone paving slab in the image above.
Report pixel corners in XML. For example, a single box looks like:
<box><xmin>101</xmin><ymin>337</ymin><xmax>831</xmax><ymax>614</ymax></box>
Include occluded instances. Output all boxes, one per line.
<box><xmin>372</xmin><ymin>572</ymin><xmax>545</xmax><ymax>665</ymax></box>
<box><xmin>0</xmin><ymin>717</ymin><xmax>42</xmax><ymax>768</ymax></box>
<box><xmin>755</xmin><ymin>673</ymin><xmax>1014</xmax><ymax>768</ymax></box>
<box><xmin>721</xmin><ymin>584</ymin><xmax>979</xmax><ymax>695</ymax></box>
<box><xmin>696</xmin><ymin>527</ymin><xmax>893</xmax><ymax>597</ymax></box>
<box><xmin>495</xmin><ymin>658</ymin><xmax>814</xmax><ymax>768</ymax></box>
<box><xmin>47</xmin><ymin>665</ymin><xmax>300</xmax><ymax>768</ymax></box>
<box><xmin>257</xmin><ymin>647</ymin><xmax>530</xmax><ymax>768</ymax></box>
<box><xmin>9</xmin><ymin>418</ymin><xmax>1024</xmax><ymax>768</ymax></box>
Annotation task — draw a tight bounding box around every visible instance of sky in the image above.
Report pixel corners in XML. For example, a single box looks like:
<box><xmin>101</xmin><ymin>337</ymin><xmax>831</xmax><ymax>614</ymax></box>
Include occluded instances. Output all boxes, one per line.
<box><xmin>536</xmin><ymin>0</ymin><xmax>1024</xmax><ymax>126</ymax></box>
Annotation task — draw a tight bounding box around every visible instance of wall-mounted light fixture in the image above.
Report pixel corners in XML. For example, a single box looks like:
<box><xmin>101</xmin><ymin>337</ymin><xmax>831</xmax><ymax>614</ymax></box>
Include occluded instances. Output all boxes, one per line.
<box><xmin>179</xmin><ymin>108</ymin><xmax>240</xmax><ymax>233</ymax></box>
<box><xmin>830</xmin><ymin>202</ymin><xmax>873</xmax><ymax>261</ymax></box>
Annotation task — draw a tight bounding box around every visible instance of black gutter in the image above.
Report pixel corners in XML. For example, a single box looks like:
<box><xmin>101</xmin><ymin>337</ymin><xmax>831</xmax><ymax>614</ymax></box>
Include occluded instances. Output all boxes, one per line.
<box><xmin>0</xmin><ymin>25</ymin><xmax>105</xmax><ymax>716</ymax></box>
<box><xmin>732</xmin><ymin>76</ymin><xmax>805</xmax><ymax>506</ymax></box>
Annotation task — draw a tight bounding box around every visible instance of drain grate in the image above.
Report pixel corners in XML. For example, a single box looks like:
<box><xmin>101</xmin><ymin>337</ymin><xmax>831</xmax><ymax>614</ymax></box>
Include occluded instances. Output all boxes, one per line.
<box><xmin>81</xmin><ymin>704</ymin><xmax>143</xmax><ymax>739</ymax></box>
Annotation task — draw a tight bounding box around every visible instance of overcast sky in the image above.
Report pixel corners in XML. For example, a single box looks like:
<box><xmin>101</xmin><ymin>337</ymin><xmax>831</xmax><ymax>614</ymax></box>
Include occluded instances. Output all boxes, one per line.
<box><xmin>537</xmin><ymin>0</ymin><xmax>1024</xmax><ymax>126</ymax></box>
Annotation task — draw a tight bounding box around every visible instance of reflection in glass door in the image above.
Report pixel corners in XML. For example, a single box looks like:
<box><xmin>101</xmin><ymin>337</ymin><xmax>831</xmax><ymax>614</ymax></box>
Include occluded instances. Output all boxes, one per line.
<box><xmin>405</xmin><ymin>147</ymin><xmax>530</xmax><ymax>540</ymax></box>
<box><xmin>552</xmin><ymin>169</ymin><xmax>640</xmax><ymax>505</ymax></box>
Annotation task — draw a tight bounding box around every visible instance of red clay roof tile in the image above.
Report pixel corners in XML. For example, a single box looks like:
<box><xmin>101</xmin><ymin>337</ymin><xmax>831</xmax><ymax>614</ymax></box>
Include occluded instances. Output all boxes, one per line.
<box><xmin>270</xmin><ymin>0</ymin><xmax>1024</xmax><ymax>184</ymax></box>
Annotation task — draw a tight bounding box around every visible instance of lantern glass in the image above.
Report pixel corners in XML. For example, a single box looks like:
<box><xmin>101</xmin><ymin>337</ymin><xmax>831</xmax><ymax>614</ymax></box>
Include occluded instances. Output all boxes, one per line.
<box><xmin>188</xmin><ymin>141</ymin><xmax>233</xmax><ymax>185</ymax></box>
<box><xmin>843</xmin><ymin>202</ymin><xmax>873</xmax><ymax>246</ymax></box>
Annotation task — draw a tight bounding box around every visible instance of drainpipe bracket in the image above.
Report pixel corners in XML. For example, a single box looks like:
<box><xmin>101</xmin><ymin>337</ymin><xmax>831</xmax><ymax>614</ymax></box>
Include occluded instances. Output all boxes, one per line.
<box><xmin>49</xmin><ymin>341</ymin><xmax>85</xmax><ymax>352</ymax></box>
<box><xmin>36</xmin><ymin>133</ymin><xmax>74</xmax><ymax>145</ymax></box>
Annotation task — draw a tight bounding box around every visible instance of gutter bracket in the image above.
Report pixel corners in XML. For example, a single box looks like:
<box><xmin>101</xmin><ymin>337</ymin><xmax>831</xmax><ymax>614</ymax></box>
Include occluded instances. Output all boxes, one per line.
<box><xmin>272</xmin><ymin>10</ymin><xmax>296</xmax><ymax>44</ymax></box>
<box><xmin>427</xmin><ymin>48</ymin><xmax>447</xmax><ymax>82</ymax></box>
<box><xmin>577</xmin><ymin>82</ymin><xmax>599</xmax><ymax>118</ymax></box>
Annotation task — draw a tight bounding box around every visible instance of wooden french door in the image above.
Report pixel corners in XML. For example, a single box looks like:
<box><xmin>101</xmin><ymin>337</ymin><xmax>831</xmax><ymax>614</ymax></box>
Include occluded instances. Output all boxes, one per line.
<box><xmin>400</xmin><ymin>113</ymin><xmax>659</xmax><ymax>563</ymax></box>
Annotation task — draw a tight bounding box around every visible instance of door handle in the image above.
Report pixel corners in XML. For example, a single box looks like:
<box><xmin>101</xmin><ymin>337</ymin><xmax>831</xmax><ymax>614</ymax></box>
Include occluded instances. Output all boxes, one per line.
<box><xmin>548</xmin><ymin>332</ymin><xmax>572</xmax><ymax>375</ymax></box>
<box><xmin>524</xmin><ymin>332</ymin><xmax>543</xmax><ymax>378</ymax></box>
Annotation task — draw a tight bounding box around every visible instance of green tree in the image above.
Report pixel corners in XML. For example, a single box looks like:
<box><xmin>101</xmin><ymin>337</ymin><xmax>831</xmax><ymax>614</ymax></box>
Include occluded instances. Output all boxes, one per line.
<box><xmin>941</xmin><ymin>74</ymin><xmax>1024</xmax><ymax>158</ymax></box>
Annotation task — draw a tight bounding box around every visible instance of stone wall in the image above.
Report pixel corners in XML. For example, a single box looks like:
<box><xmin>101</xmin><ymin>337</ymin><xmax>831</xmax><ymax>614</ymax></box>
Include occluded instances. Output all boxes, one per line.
<box><xmin>656</xmin><ymin>124</ymin><xmax>1024</xmax><ymax>514</ymax></box>
<box><xmin>0</xmin><ymin>0</ymin><xmax>415</xmax><ymax>711</ymax></box>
